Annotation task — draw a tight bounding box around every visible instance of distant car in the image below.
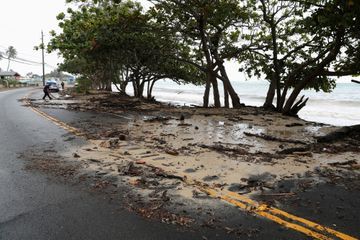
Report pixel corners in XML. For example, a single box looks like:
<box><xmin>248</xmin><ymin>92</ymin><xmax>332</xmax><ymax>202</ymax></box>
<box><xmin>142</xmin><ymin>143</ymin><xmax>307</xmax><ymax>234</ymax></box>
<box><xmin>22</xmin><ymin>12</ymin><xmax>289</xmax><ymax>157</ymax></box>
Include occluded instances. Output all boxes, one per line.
<box><xmin>46</xmin><ymin>81</ymin><xmax>60</xmax><ymax>92</ymax></box>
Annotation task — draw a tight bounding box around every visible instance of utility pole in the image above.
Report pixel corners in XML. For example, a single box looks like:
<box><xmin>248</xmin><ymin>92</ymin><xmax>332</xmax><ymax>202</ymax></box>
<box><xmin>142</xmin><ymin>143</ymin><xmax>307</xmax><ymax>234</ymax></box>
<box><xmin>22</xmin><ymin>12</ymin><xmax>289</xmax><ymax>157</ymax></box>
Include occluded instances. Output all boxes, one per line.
<box><xmin>41</xmin><ymin>30</ymin><xmax>45</xmax><ymax>86</ymax></box>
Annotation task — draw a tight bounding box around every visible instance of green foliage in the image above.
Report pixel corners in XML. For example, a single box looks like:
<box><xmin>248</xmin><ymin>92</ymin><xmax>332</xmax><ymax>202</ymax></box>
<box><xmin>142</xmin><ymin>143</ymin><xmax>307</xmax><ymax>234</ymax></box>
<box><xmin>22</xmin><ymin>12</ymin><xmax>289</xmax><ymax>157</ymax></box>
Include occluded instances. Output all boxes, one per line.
<box><xmin>238</xmin><ymin>0</ymin><xmax>360</xmax><ymax>113</ymax></box>
<box><xmin>47</xmin><ymin>0</ymin><xmax>360</xmax><ymax>112</ymax></box>
<box><xmin>76</xmin><ymin>76</ymin><xmax>92</xmax><ymax>93</ymax></box>
<box><xmin>49</xmin><ymin>0</ymin><xmax>204</xmax><ymax>95</ymax></box>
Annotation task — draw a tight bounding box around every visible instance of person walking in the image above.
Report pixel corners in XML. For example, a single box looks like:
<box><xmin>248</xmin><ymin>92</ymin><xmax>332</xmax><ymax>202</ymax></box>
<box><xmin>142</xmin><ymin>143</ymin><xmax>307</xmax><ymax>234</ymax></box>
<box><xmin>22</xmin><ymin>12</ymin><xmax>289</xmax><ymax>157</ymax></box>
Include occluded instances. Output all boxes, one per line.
<box><xmin>61</xmin><ymin>81</ymin><xmax>65</xmax><ymax>90</ymax></box>
<box><xmin>42</xmin><ymin>84</ymin><xmax>52</xmax><ymax>100</ymax></box>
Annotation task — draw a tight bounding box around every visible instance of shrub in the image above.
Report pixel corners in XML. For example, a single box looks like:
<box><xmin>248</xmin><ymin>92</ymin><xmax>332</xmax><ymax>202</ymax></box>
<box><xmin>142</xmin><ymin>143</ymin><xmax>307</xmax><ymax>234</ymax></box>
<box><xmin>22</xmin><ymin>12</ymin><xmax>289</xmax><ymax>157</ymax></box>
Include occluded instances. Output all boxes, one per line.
<box><xmin>76</xmin><ymin>76</ymin><xmax>91</xmax><ymax>94</ymax></box>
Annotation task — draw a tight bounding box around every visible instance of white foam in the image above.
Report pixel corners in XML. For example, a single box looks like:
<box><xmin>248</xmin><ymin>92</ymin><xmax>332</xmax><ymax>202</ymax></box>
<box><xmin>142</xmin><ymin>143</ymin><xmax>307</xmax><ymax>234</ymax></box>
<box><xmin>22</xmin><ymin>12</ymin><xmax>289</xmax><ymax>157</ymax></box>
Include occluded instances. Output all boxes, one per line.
<box><xmin>113</xmin><ymin>81</ymin><xmax>360</xmax><ymax>126</ymax></box>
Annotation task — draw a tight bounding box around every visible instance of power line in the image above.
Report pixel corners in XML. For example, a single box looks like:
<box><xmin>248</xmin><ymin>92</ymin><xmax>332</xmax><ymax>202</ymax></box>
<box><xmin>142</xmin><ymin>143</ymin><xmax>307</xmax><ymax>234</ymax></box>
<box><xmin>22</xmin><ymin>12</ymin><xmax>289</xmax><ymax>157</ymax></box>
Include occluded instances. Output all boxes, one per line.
<box><xmin>0</xmin><ymin>51</ymin><xmax>57</xmax><ymax>69</ymax></box>
<box><xmin>0</xmin><ymin>44</ymin><xmax>59</xmax><ymax>70</ymax></box>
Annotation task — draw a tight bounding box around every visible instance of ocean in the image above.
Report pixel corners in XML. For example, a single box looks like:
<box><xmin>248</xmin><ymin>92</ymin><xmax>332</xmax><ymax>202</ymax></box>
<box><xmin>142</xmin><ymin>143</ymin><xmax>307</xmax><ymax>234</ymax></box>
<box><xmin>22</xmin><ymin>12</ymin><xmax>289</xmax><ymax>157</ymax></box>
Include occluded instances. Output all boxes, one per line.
<box><xmin>114</xmin><ymin>80</ymin><xmax>360</xmax><ymax>126</ymax></box>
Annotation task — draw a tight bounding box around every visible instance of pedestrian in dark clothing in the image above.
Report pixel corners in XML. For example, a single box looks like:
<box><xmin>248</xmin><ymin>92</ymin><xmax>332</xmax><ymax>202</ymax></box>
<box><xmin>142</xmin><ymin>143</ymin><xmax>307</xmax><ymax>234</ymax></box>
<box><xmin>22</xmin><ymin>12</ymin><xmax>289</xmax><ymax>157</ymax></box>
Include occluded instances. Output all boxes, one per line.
<box><xmin>61</xmin><ymin>81</ymin><xmax>65</xmax><ymax>90</ymax></box>
<box><xmin>43</xmin><ymin>84</ymin><xmax>52</xmax><ymax>100</ymax></box>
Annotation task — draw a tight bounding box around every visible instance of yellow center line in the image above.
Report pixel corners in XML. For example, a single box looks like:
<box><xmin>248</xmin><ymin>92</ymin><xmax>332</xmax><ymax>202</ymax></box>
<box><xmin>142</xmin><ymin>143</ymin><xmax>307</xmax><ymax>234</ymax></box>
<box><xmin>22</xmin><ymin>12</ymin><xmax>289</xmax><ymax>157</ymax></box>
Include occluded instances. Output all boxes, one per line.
<box><xmin>200</xmin><ymin>186</ymin><xmax>332</xmax><ymax>240</ymax></box>
<box><xmin>24</xmin><ymin>92</ymin><xmax>358</xmax><ymax>240</ymax></box>
<box><xmin>222</xmin><ymin>189</ymin><xmax>357</xmax><ymax>240</ymax></box>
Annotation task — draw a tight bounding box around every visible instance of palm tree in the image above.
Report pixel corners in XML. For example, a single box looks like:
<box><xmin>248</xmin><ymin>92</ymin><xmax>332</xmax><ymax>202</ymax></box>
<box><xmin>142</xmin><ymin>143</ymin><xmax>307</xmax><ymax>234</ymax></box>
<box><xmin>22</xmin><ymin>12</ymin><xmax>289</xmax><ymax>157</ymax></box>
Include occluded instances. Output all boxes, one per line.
<box><xmin>6</xmin><ymin>46</ymin><xmax>17</xmax><ymax>71</ymax></box>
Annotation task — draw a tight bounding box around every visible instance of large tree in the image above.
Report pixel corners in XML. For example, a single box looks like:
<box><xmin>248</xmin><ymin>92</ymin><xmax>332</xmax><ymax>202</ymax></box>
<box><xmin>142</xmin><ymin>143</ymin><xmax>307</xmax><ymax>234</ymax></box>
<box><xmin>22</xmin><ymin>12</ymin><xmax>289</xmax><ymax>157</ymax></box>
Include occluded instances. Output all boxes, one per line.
<box><xmin>150</xmin><ymin>0</ymin><xmax>250</xmax><ymax>108</ymax></box>
<box><xmin>50</xmin><ymin>0</ymin><xmax>203</xmax><ymax>97</ymax></box>
<box><xmin>241</xmin><ymin>0</ymin><xmax>360</xmax><ymax>115</ymax></box>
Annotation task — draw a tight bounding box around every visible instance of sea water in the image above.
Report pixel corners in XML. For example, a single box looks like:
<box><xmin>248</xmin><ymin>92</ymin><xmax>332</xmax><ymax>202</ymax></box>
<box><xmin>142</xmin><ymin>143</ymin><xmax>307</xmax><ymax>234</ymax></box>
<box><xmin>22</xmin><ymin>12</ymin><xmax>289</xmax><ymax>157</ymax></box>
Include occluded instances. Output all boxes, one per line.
<box><xmin>114</xmin><ymin>80</ymin><xmax>360</xmax><ymax>126</ymax></box>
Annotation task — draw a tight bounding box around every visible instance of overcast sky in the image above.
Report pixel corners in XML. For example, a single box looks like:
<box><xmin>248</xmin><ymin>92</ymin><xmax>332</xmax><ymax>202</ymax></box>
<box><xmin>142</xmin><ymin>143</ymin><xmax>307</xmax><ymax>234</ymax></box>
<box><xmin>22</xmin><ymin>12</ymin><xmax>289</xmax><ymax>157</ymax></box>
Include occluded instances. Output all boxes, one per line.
<box><xmin>0</xmin><ymin>1</ymin><xmax>353</xmax><ymax>83</ymax></box>
<box><xmin>0</xmin><ymin>0</ymin><xmax>247</xmax><ymax>81</ymax></box>
<box><xmin>0</xmin><ymin>0</ymin><xmax>67</xmax><ymax>75</ymax></box>
<box><xmin>0</xmin><ymin>0</ymin><xmax>153</xmax><ymax>76</ymax></box>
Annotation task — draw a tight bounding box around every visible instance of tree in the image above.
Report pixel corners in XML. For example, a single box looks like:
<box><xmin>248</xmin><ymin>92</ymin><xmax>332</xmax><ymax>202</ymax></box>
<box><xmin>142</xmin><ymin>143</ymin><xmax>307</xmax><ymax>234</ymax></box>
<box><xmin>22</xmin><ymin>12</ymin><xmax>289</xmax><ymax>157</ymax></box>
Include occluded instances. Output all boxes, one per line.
<box><xmin>50</xmin><ymin>0</ymin><xmax>203</xmax><ymax>96</ymax></box>
<box><xmin>5</xmin><ymin>46</ymin><xmax>17</xmax><ymax>71</ymax></box>
<box><xmin>241</xmin><ymin>0</ymin><xmax>360</xmax><ymax>115</ymax></box>
<box><xmin>150</xmin><ymin>0</ymin><xmax>249</xmax><ymax>108</ymax></box>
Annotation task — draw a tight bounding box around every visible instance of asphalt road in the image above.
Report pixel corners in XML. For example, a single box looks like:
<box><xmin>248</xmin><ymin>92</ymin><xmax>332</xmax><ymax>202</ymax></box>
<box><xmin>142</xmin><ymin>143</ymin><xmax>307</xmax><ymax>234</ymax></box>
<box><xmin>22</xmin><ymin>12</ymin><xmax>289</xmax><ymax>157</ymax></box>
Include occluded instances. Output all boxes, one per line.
<box><xmin>0</xmin><ymin>88</ymin><xmax>244</xmax><ymax>240</ymax></box>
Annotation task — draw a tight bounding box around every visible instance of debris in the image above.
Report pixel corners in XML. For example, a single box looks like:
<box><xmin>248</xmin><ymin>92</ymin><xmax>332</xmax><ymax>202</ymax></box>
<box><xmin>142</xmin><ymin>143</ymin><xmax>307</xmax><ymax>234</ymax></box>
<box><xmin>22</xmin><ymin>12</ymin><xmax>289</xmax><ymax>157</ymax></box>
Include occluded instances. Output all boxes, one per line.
<box><xmin>165</xmin><ymin>149</ymin><xmax>179</xmax><ymax>156</ymax></box>
<box><xmin>192</xmin><ymin>190</ymin><xmax>210</xmax><ymax>199</ymax></box>
<box><xmin>295</xmin><ymin>159</ymin><xmax>308</xmax><ymax>164</ymax></box>
<box><xmin>285</xmin><ymin>123</ymin><xmax>304</xmax><ymax>127</ymax></box>
<box><xmin>228</xmin><ymin>183</ymin><xmax>247</xmax><ymax>192</ymax></box>
<box><xmin>100</xmin><ymin>138</ymin><xmax>119</xmax><ymax>148</ymax></box>
<box><xmin>316</xmin><ymin>125</ymin><xmax>360</xmax><ymax>143</ymax></box>
<box><xmin>73</xmin><ymin>153</ymin><xmax>80</xmax><ymax>158</ymax></box>
<box><xmin>244</xmin><ymin>132</ymin><xmax>307</xmax><ymax>145</ymax></box>
<box><xmin>161</xmin><ymin>190</ymin><xmax>170</xmax><ymax>202</ymax></box>
<box><xmin>155</xmin><ymin>171</ymin><xmax>185</xmax><ymax>182</ymax></box>
<box><xmin>88</xmin><ymin>158</ymin><xmax>101</xmax><ymax>163</ymax></box>
<box><xmin>178</xmin><ymin>123</ymin><xmax>192</xmax><ymax>127</ymax></box>
<box><xmin>277</xmin><ymin>146</ymin><xmax>311</xmax><ymax>155</ymax></box>
<box><xmin>183</xmin><ymin>138</ymin><xmax>194</xmax><ymax>141</ymax></box>
<box><xmin>184</xmin><ymin>168</ymin><xmax>197</xmax><ymax>173</ymax></box>
<box><xmin>118</xmin><ymin>162</ymin><xmax>143</xmax><ymax>176</ymax></box>
<box><xmin>136</xmin><ymin>160</ymin><xmax>146</xmax><ymax>165</ymax></box>
<box><xmin>140</xmin><ymin>153</ymin><xmax>160</xmax><ymax>158</ymax></box>
<box><xmin>119</xmin><ymin>134</ymin><xmax>126</xmax><ymax>141</ymax></box>
<box><xmin>202</xmin><ymin>175</ymin><xmax>219</xmax><ymax>181</ymax></box>
<box><xmin>144</xmin><ymin>116</ymin><xmax>171</xmax><ymax>122</ymax></box>
<box><xmin>329</xmin><ymin>160</ymin><xmax>359</xmax><ymax>170</ymax></box>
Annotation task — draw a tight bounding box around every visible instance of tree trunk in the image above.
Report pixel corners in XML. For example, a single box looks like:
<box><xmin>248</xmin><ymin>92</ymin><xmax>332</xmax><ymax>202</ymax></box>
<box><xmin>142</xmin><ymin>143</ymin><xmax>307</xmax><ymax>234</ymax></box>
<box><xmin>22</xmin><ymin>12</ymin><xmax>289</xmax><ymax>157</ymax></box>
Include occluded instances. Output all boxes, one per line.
<box><xmin>148</xmin><ymin>79</ymin><xmax>157</xmax><ymax>99</ymax></box>
<box><xmin>147</xmin><ymin>80</ymin><xmax>151</xmax><ymax>99</ymax></box>
<box><xmin>282</xmin><ymin>85</ymin><xmax>304</xmax><ymax>115</ymax></box>
<box><xmin>203</xmin><ymin>80</ymin><xmax>211</xmax><ymax>107</ymax></box>
<box><xmin>120</xmin><ymin>81</ymin><xmax>127</xmax><ymax>94</ymax></box>
<box><xmin>133</xmin><ymin>79</ymin><xmax>138</xmax><ymax>97</ymax></box>
<box><xmin>138</xmin><ymin>80</ymin><xmax>145</xmax><ymax>98</ymax></box>
<box><xmin>218</xmin><ymin>64</ymin><xmax>241</xmax><ymax>108</ymax></box>
<box><xmin>263</xmin><ymin>79</ymin><xmax>276</xmax><ymax>109</ymax></box>
<box><xmin>211</xmin><ymin>74</ymin><xmax>221</xmax><ymax>107</ymax></box>
<box><xmin>105</xmin><ymin>81</ymin><xmax>112</xmax><ymax>91</ymax></box>
<box><xmin>224</xmin><ymin>83</ymin><xmax>229</xmax><ymax>108</ymax></box>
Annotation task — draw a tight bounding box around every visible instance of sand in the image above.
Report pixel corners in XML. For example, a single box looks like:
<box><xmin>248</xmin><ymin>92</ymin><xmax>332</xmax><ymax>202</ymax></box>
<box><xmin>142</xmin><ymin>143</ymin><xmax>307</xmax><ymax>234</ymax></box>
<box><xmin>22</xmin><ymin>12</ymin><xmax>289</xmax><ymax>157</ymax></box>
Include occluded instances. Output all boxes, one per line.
<box><xmin>27</xmin><ymin>91</ymin><xmax>359</xmax><ymax>201</ymax></box>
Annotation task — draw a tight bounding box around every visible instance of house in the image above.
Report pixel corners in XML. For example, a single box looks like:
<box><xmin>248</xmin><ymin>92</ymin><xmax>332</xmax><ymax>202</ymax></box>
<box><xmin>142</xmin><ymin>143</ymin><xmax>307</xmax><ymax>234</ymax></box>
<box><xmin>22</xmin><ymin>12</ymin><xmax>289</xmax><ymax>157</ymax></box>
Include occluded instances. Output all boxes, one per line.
<box><xmin>0</xmin><ymin>71</ymin><xmax>21</xmax><ymax>80</ymax></box>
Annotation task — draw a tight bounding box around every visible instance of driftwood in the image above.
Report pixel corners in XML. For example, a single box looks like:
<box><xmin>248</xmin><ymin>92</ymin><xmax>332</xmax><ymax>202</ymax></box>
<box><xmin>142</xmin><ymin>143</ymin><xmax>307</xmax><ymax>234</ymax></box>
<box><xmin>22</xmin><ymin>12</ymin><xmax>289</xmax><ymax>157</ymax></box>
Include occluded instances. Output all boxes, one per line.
<box><xmin>198</xmin><ymin>144</ymin><xmax>248</xmax><ymax>155</ymax></box>
<box><xmin>277</xmin><ymin>146</ymin><xmax>311</xmax><ymax>154</ymax></box>
<box><xmin>316</xmin><ymin>125</ymin><xmax>360</xmax><ymax>143</ymax></box>
<box><xmin>329</xmin><ymin>160</ymin><xmax>357</xmax><ymax>167</ymax></box>
<box><xmin>155</xmin><ymin>171</ymin><xmax>185</xmax><ymax>181</ymax></box>
<box><xmin>351</xmin><ymin>79</ymin><xmax>360</xmax><ymax>84</ymax></box>
<box><xmin>244</xmin><ymin>132</ymin><xmax>308</xmax><ymax>145</ymax></box>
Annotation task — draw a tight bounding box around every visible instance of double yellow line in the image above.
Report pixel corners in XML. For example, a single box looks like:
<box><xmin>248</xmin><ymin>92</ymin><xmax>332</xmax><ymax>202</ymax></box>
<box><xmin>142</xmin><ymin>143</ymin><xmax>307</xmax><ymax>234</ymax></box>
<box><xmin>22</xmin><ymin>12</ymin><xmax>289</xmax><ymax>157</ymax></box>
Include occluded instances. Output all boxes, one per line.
<box><xmin>199</xmin><ymin>186</ymin><xmax>356</xmax><ymax>240</ymax></box>
<box><xmin>24</xmin><ymin>92</ymin><xmax>358</xmax><ymax>240</ymax></box>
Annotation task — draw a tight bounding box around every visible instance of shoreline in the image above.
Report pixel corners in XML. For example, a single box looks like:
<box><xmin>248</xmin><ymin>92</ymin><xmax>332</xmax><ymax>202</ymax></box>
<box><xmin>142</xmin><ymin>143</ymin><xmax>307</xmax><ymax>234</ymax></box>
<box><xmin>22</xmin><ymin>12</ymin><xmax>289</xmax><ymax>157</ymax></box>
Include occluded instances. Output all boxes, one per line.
<box><xmin>117</xmin><ymin>81</ymin><xmax>360</xmax><ymax>127</ymax></box>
